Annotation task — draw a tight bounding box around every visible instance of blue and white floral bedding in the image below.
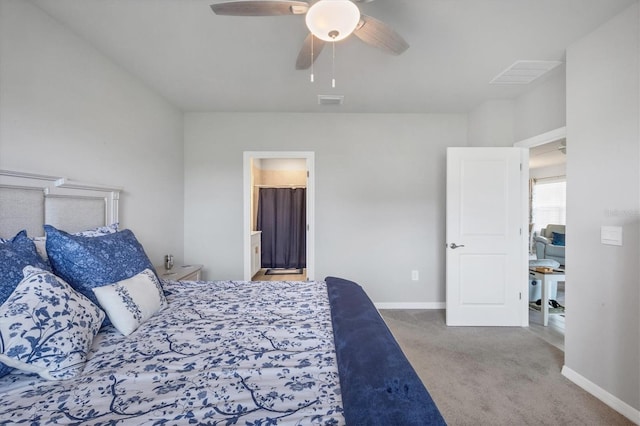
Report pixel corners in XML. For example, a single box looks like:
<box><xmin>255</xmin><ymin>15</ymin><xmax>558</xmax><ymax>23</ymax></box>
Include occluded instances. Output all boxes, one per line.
<box><xmin>0</xmin><ymin>279</ymin><xmax>344</xmax><ymax>425</ymax></box>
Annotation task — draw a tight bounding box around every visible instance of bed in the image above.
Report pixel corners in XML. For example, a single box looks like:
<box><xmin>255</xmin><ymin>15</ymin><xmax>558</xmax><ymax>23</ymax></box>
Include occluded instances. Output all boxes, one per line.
<box><xmin>0</xmin><ymin>170</ymin><xmax>445</xmax><ymax>425</ymax></box>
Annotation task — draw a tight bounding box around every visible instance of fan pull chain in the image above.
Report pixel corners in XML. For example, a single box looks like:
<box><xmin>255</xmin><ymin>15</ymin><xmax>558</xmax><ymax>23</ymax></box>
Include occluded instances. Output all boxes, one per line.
<box><xmin>310</xmin><ymin>34</ymin><xmax>315</xmax><ymax>83</ymax></box>
<box><xmin>331</xmin><ymin>40</ymin><xmax>336</xmax><ymax>88</ymax></box>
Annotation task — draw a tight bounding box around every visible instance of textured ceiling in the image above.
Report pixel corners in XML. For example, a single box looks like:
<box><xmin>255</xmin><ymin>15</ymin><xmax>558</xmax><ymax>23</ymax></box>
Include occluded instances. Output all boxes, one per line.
<box><xmin>32</xmin><ymin>0</ymin><xmax>637</xmax><ymax>113</ymax></box>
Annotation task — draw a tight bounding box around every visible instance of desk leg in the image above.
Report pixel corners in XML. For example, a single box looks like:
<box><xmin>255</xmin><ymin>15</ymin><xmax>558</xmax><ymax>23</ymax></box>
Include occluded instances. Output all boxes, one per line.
<box><xmin>542</xmin><ymin>276</ymin><xmax>549</xmax><ymax>327</ymax></box>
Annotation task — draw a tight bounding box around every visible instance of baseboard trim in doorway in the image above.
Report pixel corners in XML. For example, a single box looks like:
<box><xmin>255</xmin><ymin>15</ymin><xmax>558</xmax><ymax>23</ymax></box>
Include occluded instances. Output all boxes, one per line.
<box><xmin>375</xmin><ymin>302</ymin><xmax>445</xmax><ymax>310</ymax></box>
<box><xmin>265</xmin><ymin>268</ymin><xmax>304</xmax><ymax>275</ymax></box>
<box><xmin>561</xmin><ymin>365</ymin><xmax>640</xmax><ymax>424</ymax></box>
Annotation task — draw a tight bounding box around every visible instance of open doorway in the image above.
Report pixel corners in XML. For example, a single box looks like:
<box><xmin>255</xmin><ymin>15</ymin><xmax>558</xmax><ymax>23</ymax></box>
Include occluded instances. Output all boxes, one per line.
<box><xmin>530</xmin><ymin>146</ymin><xmax>566</xmax><ymax>257</ymax></box>
<box><xmin>515</xmin><ymin>128</ymin><xmax>567</xmax><ymax>350</ymax></box>
<box><xmin>243</xmin><ymin>152</ymin><xmax>315</xmax><ymax>281</ymax></box>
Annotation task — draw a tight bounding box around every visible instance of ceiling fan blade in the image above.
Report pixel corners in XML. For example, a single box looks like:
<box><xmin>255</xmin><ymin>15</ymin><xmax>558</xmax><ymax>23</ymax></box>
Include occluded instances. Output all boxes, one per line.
<box><xmin>353</xmin><ymin>14</ymin><xmax>409</xmax><ymax>55</ymax></box>
<box><xmin>295</xmin><ymin>33</ymin><xmax>325</xmax><ymax>70</ymax></box>
<box><xmin>210</xmin><ymin>1</ymin><xmax>309</xmax><ymax>16</ymax></box>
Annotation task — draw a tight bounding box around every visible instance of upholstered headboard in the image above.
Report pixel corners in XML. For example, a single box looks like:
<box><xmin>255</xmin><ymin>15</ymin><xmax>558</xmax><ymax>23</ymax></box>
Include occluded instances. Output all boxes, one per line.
<box><xmin>0</xmin><ymin>170</ymin><xmax>121</xmax><ymax>239</ymax></box>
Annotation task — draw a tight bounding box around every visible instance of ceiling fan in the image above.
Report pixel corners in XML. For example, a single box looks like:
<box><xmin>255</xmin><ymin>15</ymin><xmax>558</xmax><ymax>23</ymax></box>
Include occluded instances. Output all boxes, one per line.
<box><xmin>210</xmin><ymin>0</ymin><xmax>409</xmax><ymax>70</ymax></box>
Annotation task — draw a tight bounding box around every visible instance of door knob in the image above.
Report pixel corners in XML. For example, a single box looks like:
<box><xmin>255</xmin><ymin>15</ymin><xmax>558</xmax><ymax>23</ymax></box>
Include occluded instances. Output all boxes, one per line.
<box><xmin>449</xmin><ymin>243</ymin><xmax>465</xmax><ymax>249</ymax></box>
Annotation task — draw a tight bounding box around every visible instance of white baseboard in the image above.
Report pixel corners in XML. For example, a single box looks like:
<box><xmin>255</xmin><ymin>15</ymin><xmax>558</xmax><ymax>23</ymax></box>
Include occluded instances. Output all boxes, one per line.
<box><xmin>375</xmin><ymin>302</ymin><xmax>445</xmax><ymax>310</ymax></box>
<box><xmin>561</xmin><ymin>365</ymin><xmax>640</xmax><ymax>425</ymax></box>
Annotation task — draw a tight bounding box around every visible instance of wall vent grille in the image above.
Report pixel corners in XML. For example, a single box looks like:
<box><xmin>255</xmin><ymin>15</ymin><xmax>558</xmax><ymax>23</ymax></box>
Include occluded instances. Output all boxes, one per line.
<box><xmin>317</xmin><ymin>95</ymin><xmax>344</xmax><ymax>105</ymax></box>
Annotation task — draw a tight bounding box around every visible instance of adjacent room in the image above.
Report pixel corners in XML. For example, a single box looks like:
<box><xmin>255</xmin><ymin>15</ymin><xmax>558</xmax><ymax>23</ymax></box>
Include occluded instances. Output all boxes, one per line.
<box><xmin>0</xmin><ymin>0</ymin><xmax>638</xmax><ymax>424</ymax></box>
<box><xmin>527</xmin><ymin>138</ymin><xmax>567</xmax><ymax>348</ymax></box>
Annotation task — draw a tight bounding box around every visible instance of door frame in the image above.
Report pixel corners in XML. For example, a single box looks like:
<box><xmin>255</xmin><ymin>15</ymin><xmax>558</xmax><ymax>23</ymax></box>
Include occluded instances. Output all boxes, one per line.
<box><xmin>243</xmin><ymin>151</ymin><xmax>315</xmax><ymax>281</ymax></box>
<box><xmin>514</xmin><ymin>126</ymin><xmax>567</xmax><ymax>326</ymax></box>
<box><xmin>513</xmin><ymin>127</ymin><xmax>566</xmax><ymax>150</ymax></box>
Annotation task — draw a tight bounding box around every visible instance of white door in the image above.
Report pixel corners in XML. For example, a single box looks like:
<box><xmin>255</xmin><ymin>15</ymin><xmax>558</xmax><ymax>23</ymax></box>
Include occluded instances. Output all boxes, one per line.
<box><xmin>446</xmin><ymin>147</ymin><xmax>528</xmax><ymax>326</ymax></box>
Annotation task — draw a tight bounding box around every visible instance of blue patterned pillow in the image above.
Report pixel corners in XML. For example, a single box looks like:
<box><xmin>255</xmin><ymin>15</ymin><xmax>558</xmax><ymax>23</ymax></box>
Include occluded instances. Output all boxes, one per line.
<box><xmin>44</xmin><ymin>225</ymin><xmax>157</xmax><ymax>326</ymax></box>
<box><xmin>1</xmin><ymin>230</ymin><xmax>51</xmax><ymax>272</ymax></box>
<box><xmin>0</xmin><ymin>233</ymin><xmax>47</xmax><ymax>379</ymax></box>
<box><xmin>551</xmin><ymin>232</ymin><xmax>566</xmax><ymax>246</ymax></box>
<box><xmin>0</xmin><ymin>266</ymin><xmax>105</xmax><ymax>380</ymax></box>
<box><xmin>0</xmin><ymin>242</ymin><xmax>29</xmax><ymax>378</ymax></box>
<box><xmin>31</xmin><ymin>222</ymin><xmax>120</xmax><ymax>262</ymax></box>
<box><xmin>0</xmin><ymin>230</ymin><xmax>53</xmax><ymax>307</ymax></box>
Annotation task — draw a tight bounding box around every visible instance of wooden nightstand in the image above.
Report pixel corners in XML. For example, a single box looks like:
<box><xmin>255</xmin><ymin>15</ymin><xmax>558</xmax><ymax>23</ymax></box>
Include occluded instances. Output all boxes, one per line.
<box><xmin>156</xmin><ymin>264</ymin><xmax>203</xmax><ymax>281</ymax></box>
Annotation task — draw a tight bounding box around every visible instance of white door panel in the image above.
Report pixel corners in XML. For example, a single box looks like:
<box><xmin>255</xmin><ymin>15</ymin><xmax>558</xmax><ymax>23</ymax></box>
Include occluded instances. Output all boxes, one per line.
<box><xmin>446</xmin><ymin>148</ymin><xmax>528</xmax><ymax>326</ymax></box>
<box><xmin>460</xmin><ymin>160</ymin><xmax>508</xmax><ymax>236</ymax></box>
<box><xmin>459</xmin><ymin>254</ymin><xmax>506</xmax><ymax>305</ymax></box>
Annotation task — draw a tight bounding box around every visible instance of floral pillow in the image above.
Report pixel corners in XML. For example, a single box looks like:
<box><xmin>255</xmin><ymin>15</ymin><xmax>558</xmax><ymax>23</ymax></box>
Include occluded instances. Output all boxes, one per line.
<box><xmin>0</xmin><ymin>266</ymin><xmax>105</xmax><ymax>380</ymax></box>
<box><xmin>44</xmin><ymin>225</ymin><xmax>157</xmax><ymax>327</ymax></box>
<box><xmin>0</xmin><ymin>230</ymin><xmax>54</xmax><ymax>308</ymax></box>
<box><xmin>93</xmin><ymin>269</ymin><xmax>167</xmax><ymax>336</ymax></box>
<box><xmin>74</xmin><ymin>222</ymin><xmax>120</xmax><ymax>237</ymax></box>
<box><xmin>0</xmin><ymin>231</ymin><xmax>53</xmax><ymax>379</ymax></box>
<box><xmin>32</xmin><ymin>222</ymin><xmax>119</xmax><ymax>261</ymax></box>
<box><xmin>1</xmin><ymin>230</ymin><xmax>51</xmax><ymax>272</ymax></box>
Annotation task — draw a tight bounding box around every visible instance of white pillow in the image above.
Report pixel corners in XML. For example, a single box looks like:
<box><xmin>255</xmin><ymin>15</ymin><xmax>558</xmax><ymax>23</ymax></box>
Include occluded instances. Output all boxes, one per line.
<box><xmin>0</xmin><ymin>266</ymin><xmax>105</xmax><ymax>380</ymax></box>
<box><xmin>93</xmin><ymin>269</ymin><xmax>167</xmax><ymax>336</ymax></box>
<box><xmin>32</xmin><ymin>236</ymin><xmax>47</xmax><ymax>261</ymax></box>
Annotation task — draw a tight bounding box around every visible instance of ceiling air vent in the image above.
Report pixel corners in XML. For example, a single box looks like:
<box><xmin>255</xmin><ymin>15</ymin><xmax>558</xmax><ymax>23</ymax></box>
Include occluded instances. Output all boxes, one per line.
<box><xmin>490</xmin><ymin>60</ymin><xmax>562</xmax><ymax>85</ymax></box>
<box><xmin>317</xmin><ymin>95</ymin><xmax>344</xmax><ymax>105</ymax></box>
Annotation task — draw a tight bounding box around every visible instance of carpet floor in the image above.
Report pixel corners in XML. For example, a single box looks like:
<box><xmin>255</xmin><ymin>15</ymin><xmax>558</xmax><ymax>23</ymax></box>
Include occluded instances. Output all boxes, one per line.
<box><xmin>379</xmin><ymin>309</ymin><xmax>633</xmax><ymax>426</ymax></box>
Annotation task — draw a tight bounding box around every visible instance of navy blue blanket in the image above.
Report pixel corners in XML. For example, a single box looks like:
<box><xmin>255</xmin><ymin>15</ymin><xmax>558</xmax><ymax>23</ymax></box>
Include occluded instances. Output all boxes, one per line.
<box><xmin>325</xmin><ymin>277</ymin><xmax>446</xmax><ymax>426</ymax></box>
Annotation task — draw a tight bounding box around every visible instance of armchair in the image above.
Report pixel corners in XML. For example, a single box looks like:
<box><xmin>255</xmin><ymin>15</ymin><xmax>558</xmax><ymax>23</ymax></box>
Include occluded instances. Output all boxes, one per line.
<box><xmin>534</xmin><ymin>224</ymin><xmax>565</xmax><ymax>265</ymax></box>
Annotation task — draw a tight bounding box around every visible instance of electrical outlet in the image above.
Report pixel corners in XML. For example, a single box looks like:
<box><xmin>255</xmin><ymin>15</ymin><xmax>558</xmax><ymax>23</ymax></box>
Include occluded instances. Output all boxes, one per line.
<box><xmin>411</xmin><ymin>270</ymin><xmax>419</xmax><ymax>281</ymax></box>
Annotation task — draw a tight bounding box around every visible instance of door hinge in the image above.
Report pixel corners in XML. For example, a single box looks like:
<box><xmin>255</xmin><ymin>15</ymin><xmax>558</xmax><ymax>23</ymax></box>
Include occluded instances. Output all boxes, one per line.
<box><xmin>307</xmin><ymin>224</ymin><xmax>309</xmax><ymax>231</ymax></box>
<box><xmin>307</xmin><ymin>171</ymin><xmax>309</xmax><ymax>178</ymax></box>
<box><xmin>520</xmin><ymin>163</ymin><xmax>522</xmax><ymax>171</ymax></box>
<box><xmin>520</xmin><ymin>228</ymin><xmax>522</xmax><ymax>236</ymax></box>
<box><xmin>519</xmin><ymin>292</ymin><xmax>522</xmax><ymax>300</ymax></box>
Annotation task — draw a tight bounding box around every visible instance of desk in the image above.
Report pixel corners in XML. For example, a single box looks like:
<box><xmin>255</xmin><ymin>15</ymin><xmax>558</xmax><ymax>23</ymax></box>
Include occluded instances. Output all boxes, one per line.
<box><xmin>529</xmin><ymin>268</ymin><xmax>565</xmax><ymax>326</ymax></box>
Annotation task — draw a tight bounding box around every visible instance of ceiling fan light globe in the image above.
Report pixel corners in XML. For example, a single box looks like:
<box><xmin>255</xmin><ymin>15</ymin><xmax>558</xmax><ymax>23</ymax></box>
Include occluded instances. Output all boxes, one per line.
<box><xmin>305</xmin><ymin>0</ymin><xmax>360</xmax><ymax>42</ymax></box>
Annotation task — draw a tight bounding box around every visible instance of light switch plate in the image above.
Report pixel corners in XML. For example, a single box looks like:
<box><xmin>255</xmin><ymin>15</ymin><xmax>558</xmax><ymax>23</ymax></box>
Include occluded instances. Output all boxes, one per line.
<box><xmin>601</xmin><ymin>226</ymin><xmax>622</xmax><ymax>246</ymax></box>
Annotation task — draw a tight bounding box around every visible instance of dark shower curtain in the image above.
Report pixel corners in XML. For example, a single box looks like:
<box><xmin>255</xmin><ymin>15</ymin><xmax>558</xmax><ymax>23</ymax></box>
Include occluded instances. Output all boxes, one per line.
<box><xmin>257</xmin><ymin>187</ymin><xmax>306</xmax><ymax>269</ymax></box>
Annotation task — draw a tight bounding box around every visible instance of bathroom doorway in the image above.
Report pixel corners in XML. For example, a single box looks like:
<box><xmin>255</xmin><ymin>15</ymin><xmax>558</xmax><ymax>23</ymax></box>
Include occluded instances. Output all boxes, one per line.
<box><xmin>243</xmin><ymin>152</ymin><xmax>315</xmax><ymax>281</ymax></box>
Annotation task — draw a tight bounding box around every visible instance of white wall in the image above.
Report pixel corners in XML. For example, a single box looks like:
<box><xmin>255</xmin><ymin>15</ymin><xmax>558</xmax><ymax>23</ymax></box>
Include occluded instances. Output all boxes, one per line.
<box><xmin>514</xmin><ymin>66</ymin><xmax>567</xmax><ymax>142</ymax></box>
<box><xmin>468</xmin><ymin>71</ymin><xmax>566</xmax><ymax>147</ymax></box>
<box><xmin>467</xmin><ymin>99</ymin><xmax>515</xmax><ymax>147</ymax></box>
<box><xmin>0</xmin><ymin>0</ymin><xmax>185</xmax><ymax>265</ymax></box>
<box><xmin>258</xmin><ymin>158</ymin><xmax>307</xmax><ymax>171</ymax></box>
<box><xmin>565</xmin><ymin>2</ymin><xmax>639</xmax><ymax>416</ymax></box>
<box><xmin>184</xmin><ymin>113</ymin><xmax>467</xmax><ymax>305</ymax></box>
<box><xmin>468</xmin><ymin>79</ymin><xmax>565</xmax><ymax>147</ymax></box>
<box><xmin>468</xmin><ymin>69</ymin><xmax>566</xmax><ymax>147</ymax></box>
